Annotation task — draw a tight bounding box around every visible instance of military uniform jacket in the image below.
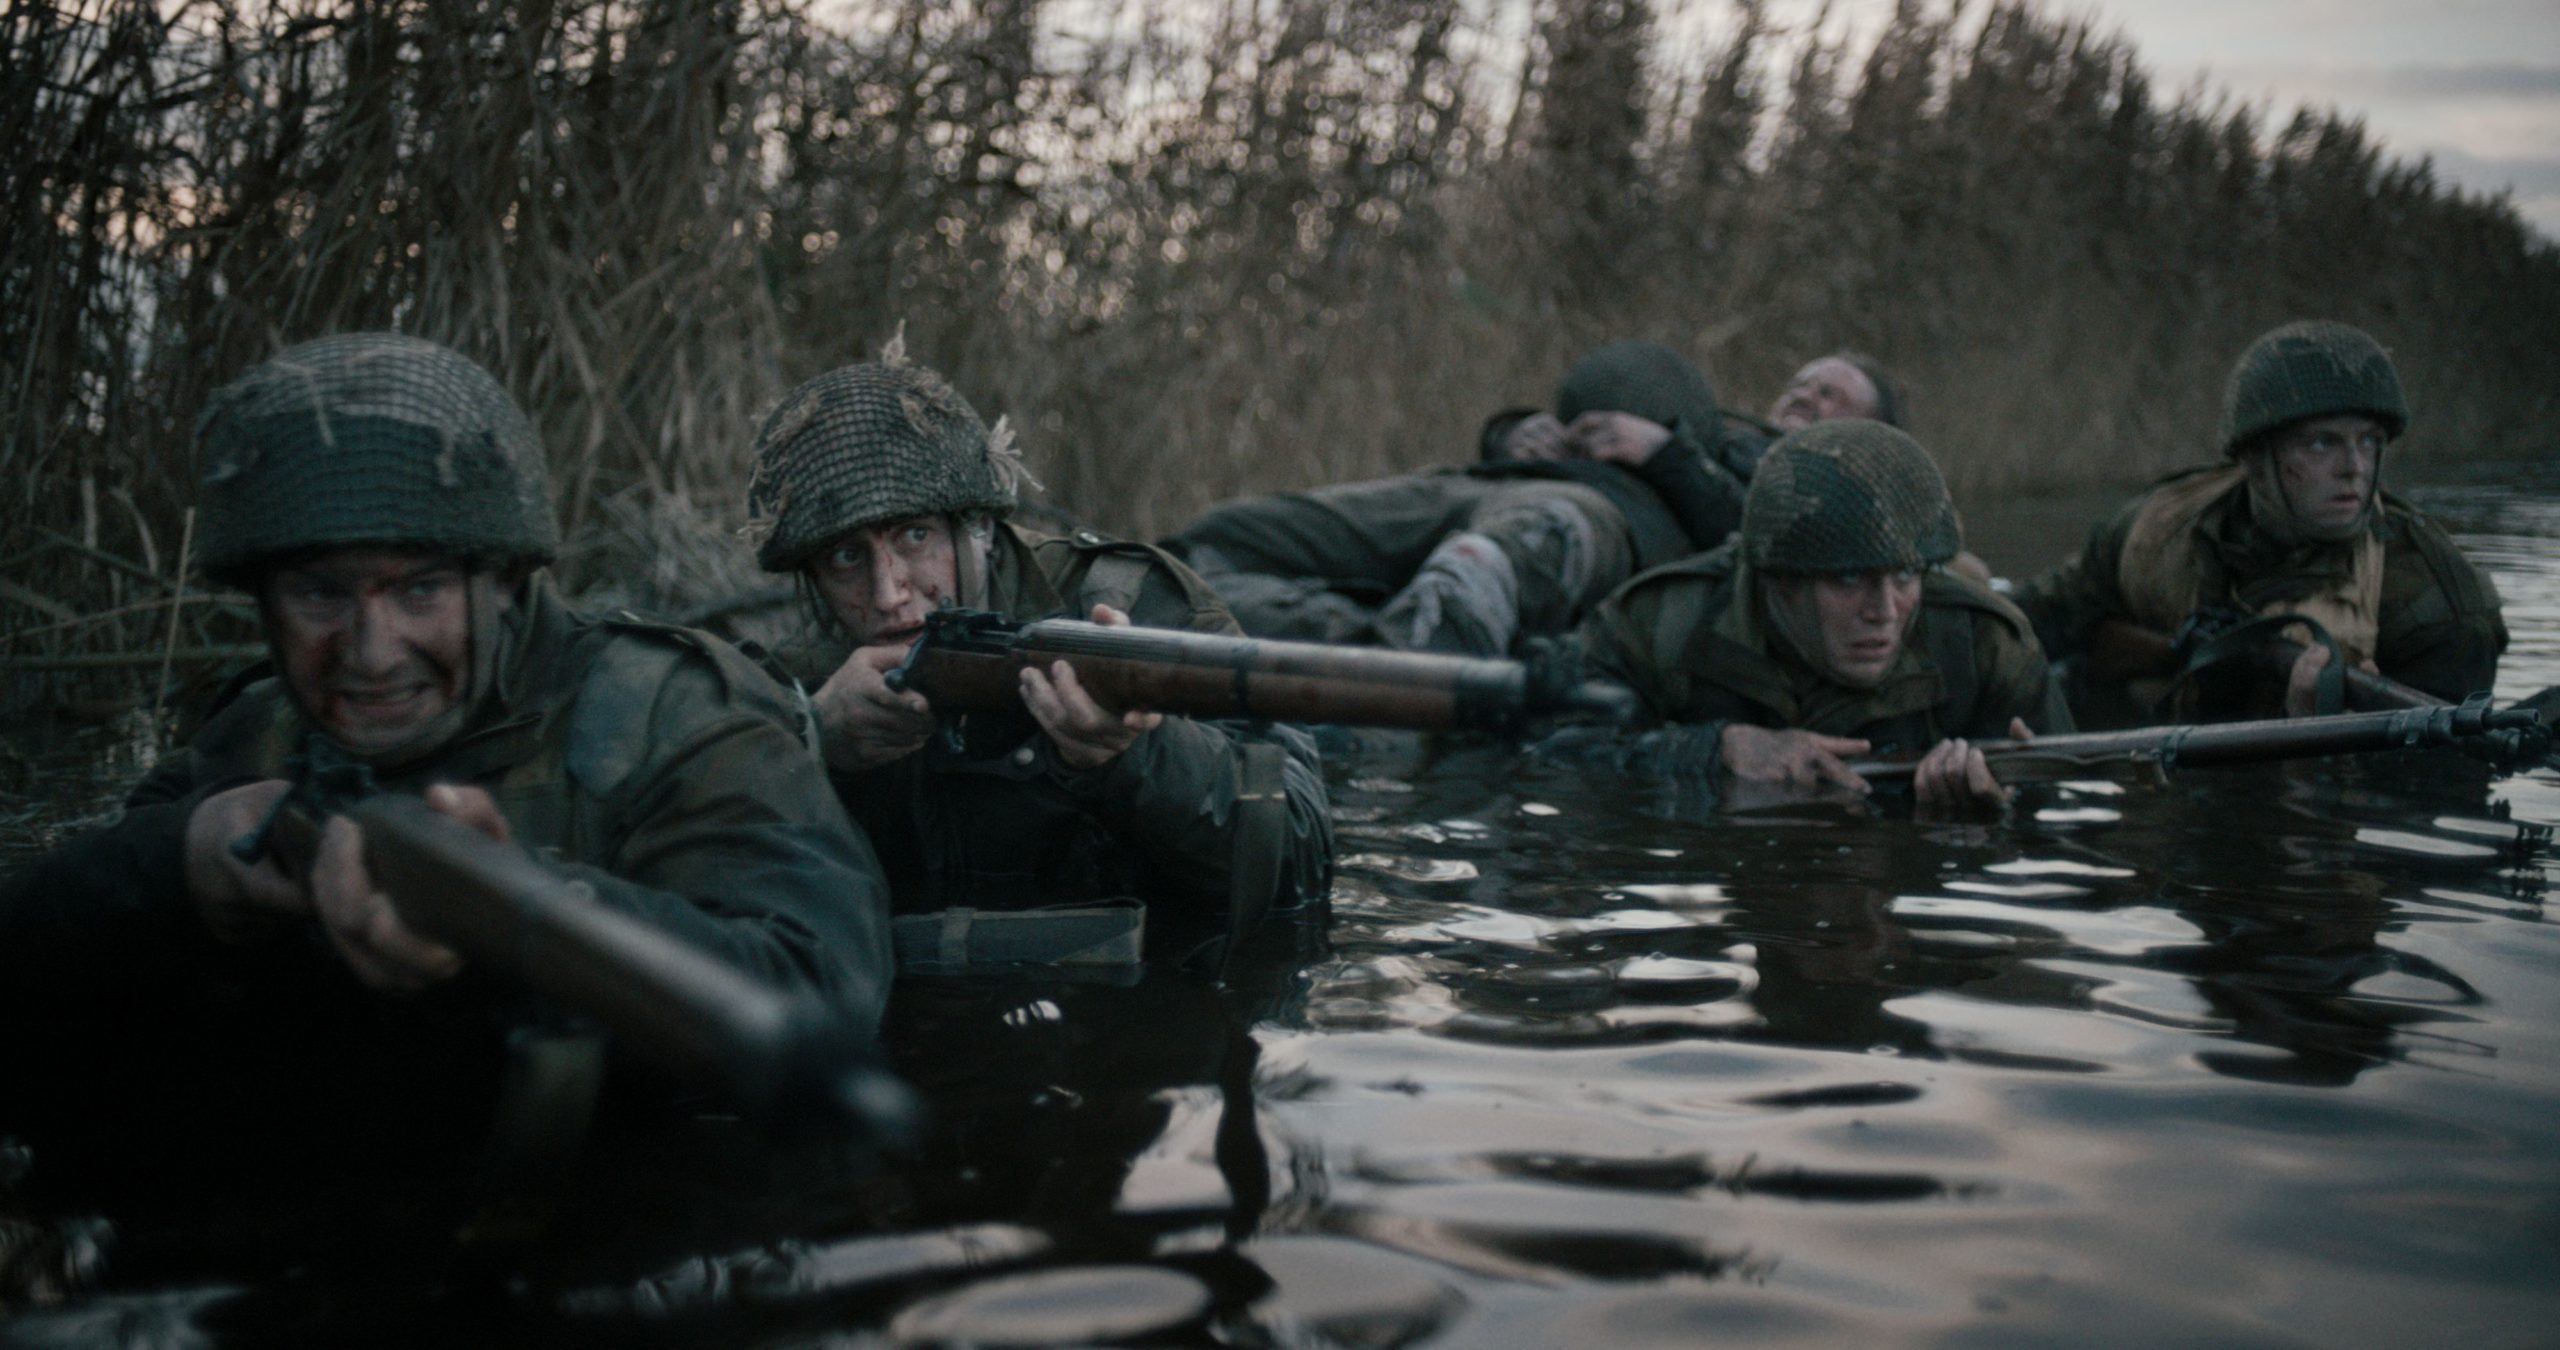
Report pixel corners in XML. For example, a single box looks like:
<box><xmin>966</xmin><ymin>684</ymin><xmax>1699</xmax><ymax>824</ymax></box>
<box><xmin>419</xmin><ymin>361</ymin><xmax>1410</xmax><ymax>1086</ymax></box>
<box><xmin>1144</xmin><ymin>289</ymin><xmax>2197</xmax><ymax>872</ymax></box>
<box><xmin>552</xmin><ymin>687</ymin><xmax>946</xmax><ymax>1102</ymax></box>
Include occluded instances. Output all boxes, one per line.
<box><xmin>1475</xmin><ymin>410</ymin><xmax>1751</xmax><ymax>565</ymax></box>
<box><xmin>782</xmin><ymin>523</ymin><xmax>1333</xmax><ymax>932</ymax></box>
<box><xmin>2013</xmin><ymin>467</ymin><xmax>2506</xmax><ymax>707</ymax></box>
<box><xmin>1583</xmin><ymin>543</ymin><xmax>2070</xmax><ymax>756</ymax></box>
<box><xmin>0</xmin><ymin>578</ymin><xmax>894</xmax><ymax>1036</ymax></box>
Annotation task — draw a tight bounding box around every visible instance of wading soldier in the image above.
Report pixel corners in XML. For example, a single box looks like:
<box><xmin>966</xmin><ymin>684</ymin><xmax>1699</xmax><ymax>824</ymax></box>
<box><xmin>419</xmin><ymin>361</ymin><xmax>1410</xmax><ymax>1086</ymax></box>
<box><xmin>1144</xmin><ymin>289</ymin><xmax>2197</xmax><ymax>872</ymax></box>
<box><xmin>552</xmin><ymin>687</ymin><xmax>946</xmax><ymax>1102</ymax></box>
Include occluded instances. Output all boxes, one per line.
<box><xmin>745</xmin><ymin>354</ymin><xmax>1333</xmax><ymax>966</ymax></box>
<box><xmin>1579</xmin><ymin>420</ymin><xmax>2069</xmax><ymax>817</ymax></box>
<box><xmin>0</xmin><ymin>334</ymin><xmax>892</xmax><ymax>1119</ymax></box>
<box><xmin>1166</xmin><ymin>341</ymin><xmax>1746</xmax><ymax>654</ymax></box>
<box><xmin>2014</xmin><ymin>321</ymin><xmax>2505</xmax><ymax>722</ymax></box>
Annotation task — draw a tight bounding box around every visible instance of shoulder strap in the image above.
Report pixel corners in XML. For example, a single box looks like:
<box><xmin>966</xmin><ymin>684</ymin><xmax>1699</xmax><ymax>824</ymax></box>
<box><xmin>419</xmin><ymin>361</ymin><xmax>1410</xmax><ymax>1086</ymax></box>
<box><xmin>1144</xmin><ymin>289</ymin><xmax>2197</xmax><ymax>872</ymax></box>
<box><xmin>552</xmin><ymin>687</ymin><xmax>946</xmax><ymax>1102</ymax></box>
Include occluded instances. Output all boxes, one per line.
<box><xmin>1217</xmin><ymin>741</ymin><xmax>1290</xmax><ymax>981</ymax></box>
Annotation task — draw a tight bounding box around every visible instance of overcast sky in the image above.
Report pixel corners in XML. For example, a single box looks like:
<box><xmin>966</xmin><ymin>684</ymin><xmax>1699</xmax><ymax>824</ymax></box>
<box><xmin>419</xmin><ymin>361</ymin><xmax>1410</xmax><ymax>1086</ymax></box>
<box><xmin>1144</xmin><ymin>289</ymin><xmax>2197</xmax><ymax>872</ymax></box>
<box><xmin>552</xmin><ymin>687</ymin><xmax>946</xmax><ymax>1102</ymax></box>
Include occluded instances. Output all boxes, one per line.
<box><xmin>1758</xmin><ymin>0</ymin><xmax>2560</xmax><ymax>240</ymax></box>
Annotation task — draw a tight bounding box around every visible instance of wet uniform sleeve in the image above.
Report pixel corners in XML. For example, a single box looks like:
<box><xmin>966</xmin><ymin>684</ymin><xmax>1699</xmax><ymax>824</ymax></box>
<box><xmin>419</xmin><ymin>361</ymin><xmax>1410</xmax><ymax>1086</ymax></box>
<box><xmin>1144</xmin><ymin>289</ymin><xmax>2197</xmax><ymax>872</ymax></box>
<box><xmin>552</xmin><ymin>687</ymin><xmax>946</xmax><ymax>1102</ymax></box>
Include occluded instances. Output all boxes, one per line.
<box><xmin>1579</xmin><ymin>576</ymin><xmax>1683</xmax><ymax>721</ymax></box>
<box><xmin>549</xmin><ymin>653</ymin><xmax>894</xmax><ymax>1039</ymax></box>
<box><xmin>1627</xmin><ymin>430</ymin><xmax>1746</xmax><ymax>551</ymax></box>
<box><xmin>1968</xmin><ymin>611</ymin><xmax>2076</xmax><ymax>738</ymax></box>
<box><xmin>1061</xmin><ymin>713</ymin><xmax>1333</xmax><ymax>914</ymax></box>
<box><xmin>2384</xmin><ymin>613</ymin><xmax>2506</xmax><ymax>704</ymax></box>
<box><xmin>1058</xmin><ymin>561</ymin><xmax>1334</xmax><ymax>916</ymax></box>
<box><xmin>1544</xmin><ymin>575</ymin><xmax>1732</xmax><ymax>777</ymax></box>
<box><xmin>2373</xmin><ymin>512</ymin><xmax>2507</xmax><ymax>704</ymax></box>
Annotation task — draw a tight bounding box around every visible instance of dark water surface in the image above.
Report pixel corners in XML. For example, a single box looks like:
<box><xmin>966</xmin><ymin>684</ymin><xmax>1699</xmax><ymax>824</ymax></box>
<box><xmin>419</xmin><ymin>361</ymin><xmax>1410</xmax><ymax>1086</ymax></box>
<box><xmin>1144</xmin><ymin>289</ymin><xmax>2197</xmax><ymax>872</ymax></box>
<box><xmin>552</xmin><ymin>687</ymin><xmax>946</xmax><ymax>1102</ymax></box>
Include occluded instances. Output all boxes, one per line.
<box><xmin>6</xmin><ymin>463</ymin><xmax>2558</xmax><ymax>1347</ymax></box>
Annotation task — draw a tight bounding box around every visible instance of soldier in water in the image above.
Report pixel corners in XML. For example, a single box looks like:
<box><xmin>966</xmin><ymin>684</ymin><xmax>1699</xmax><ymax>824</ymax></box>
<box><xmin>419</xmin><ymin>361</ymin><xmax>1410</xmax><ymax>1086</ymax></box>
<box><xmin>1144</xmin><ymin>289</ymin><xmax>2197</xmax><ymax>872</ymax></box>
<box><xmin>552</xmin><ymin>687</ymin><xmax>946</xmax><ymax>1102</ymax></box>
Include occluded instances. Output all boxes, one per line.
<box><xmin>2013</xmin><ymin>320</ymin><xmax>2505</xmax><ymax>723</ymax></box>
<box><xmin>0</xmin><ymin>334</ymin><xmax>892</xmax><ymax>1165</ymax></box>
<box><xmin>743</xmin><ymin>352</ymin><xmax>1333</xmax><ymax>968</ymax></box>
<box><xmin>1578</xmin><ymin>420</ymin><xmax>2069</xmax><ymax>818</ymax></box>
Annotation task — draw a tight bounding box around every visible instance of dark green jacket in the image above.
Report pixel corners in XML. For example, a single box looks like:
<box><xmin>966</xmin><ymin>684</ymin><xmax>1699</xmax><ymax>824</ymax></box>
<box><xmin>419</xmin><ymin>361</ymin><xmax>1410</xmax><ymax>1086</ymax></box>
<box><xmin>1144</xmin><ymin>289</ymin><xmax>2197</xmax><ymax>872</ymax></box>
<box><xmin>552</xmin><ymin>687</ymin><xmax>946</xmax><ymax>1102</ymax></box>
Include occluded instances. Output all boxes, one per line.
<box><xmin>1475</xmin><ymin>409</ymin><xmax>1750</xmax><ymax>564</ymax></box>
<box><xmin>2013</xmin><ymin>468</ymin><xmax>2506</xmax><ymax>709</ymax></box>
<box><xmin>1582</xmin><ymin>542</ymin><xmax>2070</xmax><ymax>762</ymax></box>
<box><xmin>778</xmin><ymin>524</ymin><xmax>1333</xmax><ymax>934</ymax></box>
<box><xmin>0</xmin><ymin>577</ymin><xmax>894</xmax><ymax>1035</ymax></box>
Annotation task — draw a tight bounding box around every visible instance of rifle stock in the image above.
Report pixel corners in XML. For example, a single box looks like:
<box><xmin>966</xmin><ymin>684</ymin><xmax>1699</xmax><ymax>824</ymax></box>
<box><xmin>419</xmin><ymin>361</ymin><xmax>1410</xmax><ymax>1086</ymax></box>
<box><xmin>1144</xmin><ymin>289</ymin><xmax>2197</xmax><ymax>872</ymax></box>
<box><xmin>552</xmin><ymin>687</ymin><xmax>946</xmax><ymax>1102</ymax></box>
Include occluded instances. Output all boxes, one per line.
<box><xmin>246</xmin><ymin>764</ymin><xmax>914</xmax><ymax>1140</ymax></box>
<box><xmin>2085</xmin><ymin>617</ymin><xmax>2446</xmax><ymax>710</ymax></box>
<box><xmin>887</xmin><ymin>608</ymin><xmax>1636</xmax><ymax>731</ymax></box>
<box><xmin>1852</xmin><ymin>695</ymin><xmax>2545</xmax><ymax>784</ymax></box>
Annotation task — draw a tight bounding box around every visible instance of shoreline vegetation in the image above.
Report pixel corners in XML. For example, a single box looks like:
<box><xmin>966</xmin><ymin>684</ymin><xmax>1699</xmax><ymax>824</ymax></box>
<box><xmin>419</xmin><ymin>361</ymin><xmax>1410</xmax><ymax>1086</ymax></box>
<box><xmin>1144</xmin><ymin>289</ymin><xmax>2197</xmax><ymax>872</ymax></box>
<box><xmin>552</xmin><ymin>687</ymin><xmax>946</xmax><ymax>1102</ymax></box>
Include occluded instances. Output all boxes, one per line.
<box><xmin>7</xmin><ymin>0</ymin><xmax>2558</xmax><ymax>729</ymax></box>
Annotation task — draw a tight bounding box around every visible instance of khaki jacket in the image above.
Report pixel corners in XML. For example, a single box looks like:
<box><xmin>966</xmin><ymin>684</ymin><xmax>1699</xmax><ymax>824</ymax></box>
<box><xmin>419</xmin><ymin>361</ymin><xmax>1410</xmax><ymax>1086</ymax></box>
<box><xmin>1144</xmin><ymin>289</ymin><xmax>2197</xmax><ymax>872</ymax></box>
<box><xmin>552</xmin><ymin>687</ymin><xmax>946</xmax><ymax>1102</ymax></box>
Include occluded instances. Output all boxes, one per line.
<box><xmin>2013</xmin><ymin>466</ymin><xmax>2506</xmax><ymax>713</ymax></box>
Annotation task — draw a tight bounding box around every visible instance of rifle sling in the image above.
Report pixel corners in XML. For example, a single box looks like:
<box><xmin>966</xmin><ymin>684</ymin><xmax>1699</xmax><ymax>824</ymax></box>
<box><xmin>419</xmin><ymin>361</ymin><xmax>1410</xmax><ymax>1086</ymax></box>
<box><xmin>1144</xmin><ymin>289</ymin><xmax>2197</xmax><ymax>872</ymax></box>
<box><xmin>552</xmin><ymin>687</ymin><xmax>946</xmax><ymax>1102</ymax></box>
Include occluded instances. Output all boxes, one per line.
<box><xmin>2178</xmin><ymin>612</ymin><xmax>2346</xmax><ymax>714</ymax></box>
<box><xmin>1220</xmin><ymin>741</ymin><xmax>1289</xmax><ymax>980</ymax></box>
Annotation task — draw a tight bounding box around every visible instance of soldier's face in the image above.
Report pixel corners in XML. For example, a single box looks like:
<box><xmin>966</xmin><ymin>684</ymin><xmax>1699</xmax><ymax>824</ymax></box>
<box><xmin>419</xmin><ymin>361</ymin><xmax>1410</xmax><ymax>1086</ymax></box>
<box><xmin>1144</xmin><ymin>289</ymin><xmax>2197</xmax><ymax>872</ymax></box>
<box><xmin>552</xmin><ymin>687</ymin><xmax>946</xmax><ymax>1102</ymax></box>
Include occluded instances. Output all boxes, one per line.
<box><xmin>1769</xmin><ymin>358</ymin><xmax>1881</xmax><ymax>431</ymax></box>
<box><xmin>810</xmin><ymin>516</ymin><xmax>959</xmax><ymax>650</ymax></box>
<box><xmin>262</xmin><ymin>548</ymin><xmax>480</xmax><ymax>755</ymax></box>
<box><xmin>2269</xmin><ymin>414</ymin><xmax>2383</xmax><ymax>534</ymax></box>
<box><xmin>1794</xmin><ymin>568</ymin><xmax>1923</xmax><ymax>688</ymax></box>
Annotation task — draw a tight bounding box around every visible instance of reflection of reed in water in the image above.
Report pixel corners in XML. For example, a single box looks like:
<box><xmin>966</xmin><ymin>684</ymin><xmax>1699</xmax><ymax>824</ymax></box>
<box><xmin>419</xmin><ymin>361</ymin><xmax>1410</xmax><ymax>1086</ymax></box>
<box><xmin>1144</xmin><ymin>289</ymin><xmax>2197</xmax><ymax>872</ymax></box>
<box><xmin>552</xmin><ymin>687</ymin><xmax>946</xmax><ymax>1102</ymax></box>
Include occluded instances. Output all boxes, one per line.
<box><xmin>2070</xmin><ymin>759</ymin><xmax>2514</xmax><ymax>1088</ymax></box>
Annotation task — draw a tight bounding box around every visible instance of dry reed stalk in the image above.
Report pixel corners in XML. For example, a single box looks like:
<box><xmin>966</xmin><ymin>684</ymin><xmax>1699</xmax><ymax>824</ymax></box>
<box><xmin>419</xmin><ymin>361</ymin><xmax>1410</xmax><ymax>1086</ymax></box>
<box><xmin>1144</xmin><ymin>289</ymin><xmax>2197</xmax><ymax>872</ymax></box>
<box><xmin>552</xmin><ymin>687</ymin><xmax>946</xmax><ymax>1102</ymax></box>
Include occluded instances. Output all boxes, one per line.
<box><xmin>4</xmin><ymin>0</ymin><xmax>2554</xmax><ymax>725</ymax></box>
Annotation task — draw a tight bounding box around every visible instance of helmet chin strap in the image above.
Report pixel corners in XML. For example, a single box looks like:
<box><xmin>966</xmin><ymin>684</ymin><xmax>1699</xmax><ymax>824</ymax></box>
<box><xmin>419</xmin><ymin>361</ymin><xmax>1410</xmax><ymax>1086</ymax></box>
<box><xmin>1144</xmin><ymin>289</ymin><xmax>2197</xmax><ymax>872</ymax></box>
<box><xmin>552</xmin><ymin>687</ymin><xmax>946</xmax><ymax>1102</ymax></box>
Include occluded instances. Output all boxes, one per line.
<box><xmin>1755</xmin><ymin>567</ymin><xmax>1906</xmax><ymax>692</ymax></box>
<box><xmin>2241</xmin><ymin>449</ymin><xmax>2377</xmax><ymax>547</ymax></box>
<box><xmin>951</xmin><ymin>513</ymin><xmax>997</xmax><ymax>611</ymax></box>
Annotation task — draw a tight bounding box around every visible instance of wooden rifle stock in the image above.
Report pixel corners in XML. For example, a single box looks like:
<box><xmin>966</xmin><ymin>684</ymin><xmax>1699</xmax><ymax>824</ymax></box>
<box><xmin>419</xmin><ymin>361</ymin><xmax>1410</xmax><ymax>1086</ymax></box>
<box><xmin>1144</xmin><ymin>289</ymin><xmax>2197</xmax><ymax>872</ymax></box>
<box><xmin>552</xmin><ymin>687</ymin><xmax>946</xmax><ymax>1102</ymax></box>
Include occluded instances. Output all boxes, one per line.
<box><xmin>243</xmin><ymin>756</ymin><xmax>914</xmax><ymax>1139</ymax></box>
<box><xmin>2085</xmin><ymin>617</ymin><xmax>2446</xmax><ymax>710</ymax></box>
<box><xmin>1852</xmin><ymin>696</ymin><xmax>2545</xmax><ymax>784</ymax></box>
<box><xmin>886</xmin><ymin>608</ymin><xmax>1636</xmax><ymax>731</ymax></box>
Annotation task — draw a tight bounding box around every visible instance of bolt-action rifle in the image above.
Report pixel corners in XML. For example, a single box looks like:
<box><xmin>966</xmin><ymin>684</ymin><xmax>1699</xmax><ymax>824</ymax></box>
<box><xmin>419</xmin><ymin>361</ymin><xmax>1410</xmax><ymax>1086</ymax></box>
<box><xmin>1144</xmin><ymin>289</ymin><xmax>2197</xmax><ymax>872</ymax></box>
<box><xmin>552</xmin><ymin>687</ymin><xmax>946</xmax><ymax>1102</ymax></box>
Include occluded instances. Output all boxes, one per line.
<box><xmin>1852</xmin><ymin>694</ymin><xmax>2551</xmax><ymax>785</ymax></box>
<box><xmin>885</xmin><ymin>608</ymin><xmax>1637</xmax><ymax>730</ymax></box>
<box><xmin>233</xmin><ymin>741</ymin><xmax>916</xmax><ymax>1141</ymax></box>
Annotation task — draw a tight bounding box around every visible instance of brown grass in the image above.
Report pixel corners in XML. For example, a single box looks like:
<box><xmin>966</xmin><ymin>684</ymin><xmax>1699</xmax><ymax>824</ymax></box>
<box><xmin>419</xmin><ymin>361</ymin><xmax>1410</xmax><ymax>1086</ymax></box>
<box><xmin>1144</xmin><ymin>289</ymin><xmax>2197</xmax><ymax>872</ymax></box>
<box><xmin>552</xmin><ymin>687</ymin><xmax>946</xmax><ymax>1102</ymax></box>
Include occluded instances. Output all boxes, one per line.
<box><xmin>7</xmin><ymin>0</ymin><xmax>2557</xmax><ymax>724</ymax></box>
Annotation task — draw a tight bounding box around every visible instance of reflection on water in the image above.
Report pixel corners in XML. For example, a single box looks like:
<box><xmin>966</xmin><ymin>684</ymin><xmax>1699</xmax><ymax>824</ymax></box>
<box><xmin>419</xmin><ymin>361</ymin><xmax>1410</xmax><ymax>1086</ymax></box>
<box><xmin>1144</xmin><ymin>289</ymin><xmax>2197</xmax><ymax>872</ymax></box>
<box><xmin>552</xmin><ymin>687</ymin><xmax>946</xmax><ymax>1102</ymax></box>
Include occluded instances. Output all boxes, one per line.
<box><xmin>8</xmin><ymin>463</ymin><xmax>2560</xmax><ymax>1346</ymax></box>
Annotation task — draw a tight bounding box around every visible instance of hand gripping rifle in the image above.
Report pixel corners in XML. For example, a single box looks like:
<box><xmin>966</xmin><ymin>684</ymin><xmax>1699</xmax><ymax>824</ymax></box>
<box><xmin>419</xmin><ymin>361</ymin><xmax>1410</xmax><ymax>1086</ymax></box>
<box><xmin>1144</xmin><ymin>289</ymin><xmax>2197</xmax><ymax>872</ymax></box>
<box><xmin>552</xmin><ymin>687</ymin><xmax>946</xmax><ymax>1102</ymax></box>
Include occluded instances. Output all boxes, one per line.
<box><xmin>232</xmin><ymin>740</ymin><xmax>918</xmax><ymax>1143</ymax></box>
<box><xmin>1851</xmin><ymin>694</ymin><xmax>2553</xmax><ymax>786</ymax></box>
<box><xmin>2087</xmin><ymin>610</ymin><xmax>2446</xmax><ymax>711</ymax></box>
<box><xmin>883</xmin><ymin>608</ymin><xmax>1637</xmax><ymax>731</ymax></box>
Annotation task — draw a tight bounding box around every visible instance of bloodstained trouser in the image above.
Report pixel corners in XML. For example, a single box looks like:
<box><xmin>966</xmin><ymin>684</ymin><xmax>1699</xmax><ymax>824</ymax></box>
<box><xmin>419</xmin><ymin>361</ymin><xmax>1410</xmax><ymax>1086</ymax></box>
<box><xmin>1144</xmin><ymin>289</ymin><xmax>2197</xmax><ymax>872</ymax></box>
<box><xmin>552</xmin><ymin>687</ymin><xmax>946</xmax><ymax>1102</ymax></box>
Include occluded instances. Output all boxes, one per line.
<box><xmin>1169</xmin><ymin>473</ymin><xmax>1635</xmax><ymax>656</ymax></box>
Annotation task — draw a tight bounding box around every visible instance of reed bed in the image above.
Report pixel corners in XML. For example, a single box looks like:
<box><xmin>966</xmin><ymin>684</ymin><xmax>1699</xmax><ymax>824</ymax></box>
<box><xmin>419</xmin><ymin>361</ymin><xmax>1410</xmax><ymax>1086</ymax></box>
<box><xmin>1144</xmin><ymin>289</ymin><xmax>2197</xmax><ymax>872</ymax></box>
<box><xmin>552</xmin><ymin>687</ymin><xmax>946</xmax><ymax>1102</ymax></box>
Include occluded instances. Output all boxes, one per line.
<box><xmin>7</xmin><ymin>0</ymin><xmax>2557</xmax><ymax>725</ymax></box>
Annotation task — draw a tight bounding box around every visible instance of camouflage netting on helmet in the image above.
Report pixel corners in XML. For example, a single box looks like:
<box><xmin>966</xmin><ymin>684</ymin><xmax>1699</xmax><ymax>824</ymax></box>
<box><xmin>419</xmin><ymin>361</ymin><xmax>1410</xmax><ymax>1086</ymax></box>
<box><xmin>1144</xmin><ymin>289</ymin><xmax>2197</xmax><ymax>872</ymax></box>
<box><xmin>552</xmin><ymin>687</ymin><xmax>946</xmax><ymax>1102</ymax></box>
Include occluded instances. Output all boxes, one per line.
<box><xmin>2220</xmin><ymin>320</ymin><xmax>2408</xmax><ymax>455</ymax></box>
<box><xmin>747</xmin><ymin>360</ymin><xmax>1020</xmax><ymax>572</ymax></box>
<box><xmin>1741</xmin><ymin>420</ymin><xmax>1959</xmax><ymax>574</ymax></box>
<box><xmin>1554</xmin><ymin>340</ymin><xmax>1720</xmax><ymax>439</ymax></box>
<box><xmin>194</xmin><ymin>333</ymin><xmax>557</xmax><ymax>588</ymax></box>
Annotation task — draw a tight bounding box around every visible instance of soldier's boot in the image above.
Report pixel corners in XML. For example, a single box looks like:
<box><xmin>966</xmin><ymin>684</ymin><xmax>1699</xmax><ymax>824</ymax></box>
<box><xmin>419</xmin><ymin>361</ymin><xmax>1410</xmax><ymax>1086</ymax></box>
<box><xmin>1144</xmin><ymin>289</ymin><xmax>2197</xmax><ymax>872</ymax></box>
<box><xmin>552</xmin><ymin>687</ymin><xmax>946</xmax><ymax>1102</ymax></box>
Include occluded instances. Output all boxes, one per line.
<box><xmin>1372</xmin><ymin>532</ymin><xmax>1519</xmax><ymax>656</ymax></box>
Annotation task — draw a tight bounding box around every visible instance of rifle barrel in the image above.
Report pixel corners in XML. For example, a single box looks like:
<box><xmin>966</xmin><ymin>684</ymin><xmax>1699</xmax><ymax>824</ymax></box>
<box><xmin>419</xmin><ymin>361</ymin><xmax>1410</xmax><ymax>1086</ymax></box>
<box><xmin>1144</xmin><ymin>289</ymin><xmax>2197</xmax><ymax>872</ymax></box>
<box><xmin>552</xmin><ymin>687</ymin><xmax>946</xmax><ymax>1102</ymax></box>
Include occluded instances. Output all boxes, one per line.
<box><xmin>1852</xmin><ymin>702</ymin><xmax>2534</xmax><ymax>783</ymax></box>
